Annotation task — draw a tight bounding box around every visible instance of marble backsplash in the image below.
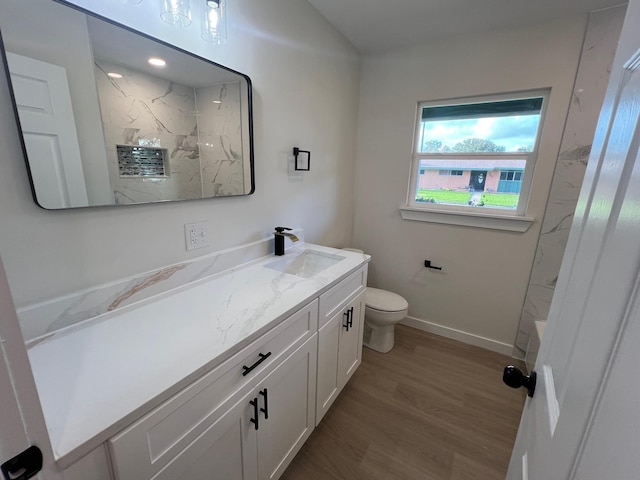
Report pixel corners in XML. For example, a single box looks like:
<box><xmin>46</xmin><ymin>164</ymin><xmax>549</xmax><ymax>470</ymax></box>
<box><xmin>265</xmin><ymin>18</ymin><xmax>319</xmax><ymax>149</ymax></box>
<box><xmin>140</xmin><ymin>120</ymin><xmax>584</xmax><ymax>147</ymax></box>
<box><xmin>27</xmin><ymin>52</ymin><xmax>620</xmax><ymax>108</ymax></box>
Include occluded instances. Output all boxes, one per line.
<box><xmin>17</xmin><ymin>229</ymin><xmax>304</xmax><ymax>345</ymax></box>
<box><xmin>514</xmin><ymin>6</ymin><xmax>626</xmax><ymax>358</ymax></box>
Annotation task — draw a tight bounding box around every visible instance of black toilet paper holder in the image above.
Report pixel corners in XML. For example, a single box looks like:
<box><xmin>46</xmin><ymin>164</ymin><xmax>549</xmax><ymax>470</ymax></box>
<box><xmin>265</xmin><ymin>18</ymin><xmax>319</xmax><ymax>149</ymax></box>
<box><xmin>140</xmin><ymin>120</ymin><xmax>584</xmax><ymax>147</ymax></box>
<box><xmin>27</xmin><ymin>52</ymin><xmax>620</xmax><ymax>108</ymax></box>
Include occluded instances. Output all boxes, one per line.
<box><xmin>424</xmin><ymin>260</ymin><xmax>442</xmax><ymax>271</ymax></box>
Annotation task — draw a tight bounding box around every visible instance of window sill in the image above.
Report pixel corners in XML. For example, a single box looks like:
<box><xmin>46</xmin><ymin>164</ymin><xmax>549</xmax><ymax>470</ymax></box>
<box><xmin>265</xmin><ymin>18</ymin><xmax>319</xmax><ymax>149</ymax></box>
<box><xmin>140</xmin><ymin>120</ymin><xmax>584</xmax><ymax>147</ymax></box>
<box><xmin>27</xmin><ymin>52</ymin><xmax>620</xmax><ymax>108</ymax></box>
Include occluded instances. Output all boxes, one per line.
<box><xmin>399</xmin><ymin>206</ymin><xmax>534</xmax><ymax>232</ymax></box>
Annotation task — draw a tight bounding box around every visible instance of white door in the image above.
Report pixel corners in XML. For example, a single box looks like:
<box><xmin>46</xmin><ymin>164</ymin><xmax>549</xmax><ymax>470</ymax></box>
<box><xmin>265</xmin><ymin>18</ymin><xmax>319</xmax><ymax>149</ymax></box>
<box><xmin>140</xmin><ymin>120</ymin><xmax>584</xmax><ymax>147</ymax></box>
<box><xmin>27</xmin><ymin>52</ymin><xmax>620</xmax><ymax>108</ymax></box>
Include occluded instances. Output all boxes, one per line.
<box><xmin>507</xmin><ymin>2</ymin><xmax>640</xmax><ymax>478</ymax></box>
<box><xmin>6</xmin><ymin>52</ymin><xmax>88</xmax><ymax>209</ymax></box>
<box><xmin>0</xmin><ymin>255</ymin><xmax>60</xmax><ymax>479</ymax></box>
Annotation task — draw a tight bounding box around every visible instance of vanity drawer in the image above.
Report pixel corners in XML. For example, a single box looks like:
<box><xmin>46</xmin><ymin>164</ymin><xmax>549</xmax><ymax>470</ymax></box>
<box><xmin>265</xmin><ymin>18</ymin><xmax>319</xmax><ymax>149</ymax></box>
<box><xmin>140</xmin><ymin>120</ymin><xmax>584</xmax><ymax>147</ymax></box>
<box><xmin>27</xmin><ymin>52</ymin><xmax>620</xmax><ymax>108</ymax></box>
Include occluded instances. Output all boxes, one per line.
<box><xmin>318</xmin><ymin>266</ymin><xmax>367</xmax><ymax>328</ymax></box>
<box><xmin>108</xmin><ymin>300</ymin><xmax>318</xmax><ymax>480</ymax></box>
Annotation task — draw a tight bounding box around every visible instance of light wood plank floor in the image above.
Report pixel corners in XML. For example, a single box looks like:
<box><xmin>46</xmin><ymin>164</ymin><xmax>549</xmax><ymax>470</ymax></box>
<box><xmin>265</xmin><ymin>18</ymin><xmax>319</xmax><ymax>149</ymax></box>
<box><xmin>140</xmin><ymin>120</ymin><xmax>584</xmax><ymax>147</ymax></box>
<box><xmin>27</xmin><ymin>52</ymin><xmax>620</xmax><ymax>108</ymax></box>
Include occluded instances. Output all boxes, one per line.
<box><xmin>282</xmin><ymin>325</ymin><xmax>526</xmax><ymax>480</ymax></box>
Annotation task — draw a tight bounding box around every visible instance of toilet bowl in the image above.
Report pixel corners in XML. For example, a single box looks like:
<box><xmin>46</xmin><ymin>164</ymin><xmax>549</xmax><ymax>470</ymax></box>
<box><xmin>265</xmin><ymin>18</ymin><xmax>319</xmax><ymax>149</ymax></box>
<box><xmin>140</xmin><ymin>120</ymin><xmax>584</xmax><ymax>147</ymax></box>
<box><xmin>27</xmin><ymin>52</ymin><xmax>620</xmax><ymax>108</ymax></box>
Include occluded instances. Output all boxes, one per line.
<box><xmin>341</xmin><ymin>248</ymin><xmax>409</xmax><ymax>353</ymax></box>
<box><xmin>363</xmin><ymin>287</ymin><xmax>409</xmax><ymax>353</ymax></box>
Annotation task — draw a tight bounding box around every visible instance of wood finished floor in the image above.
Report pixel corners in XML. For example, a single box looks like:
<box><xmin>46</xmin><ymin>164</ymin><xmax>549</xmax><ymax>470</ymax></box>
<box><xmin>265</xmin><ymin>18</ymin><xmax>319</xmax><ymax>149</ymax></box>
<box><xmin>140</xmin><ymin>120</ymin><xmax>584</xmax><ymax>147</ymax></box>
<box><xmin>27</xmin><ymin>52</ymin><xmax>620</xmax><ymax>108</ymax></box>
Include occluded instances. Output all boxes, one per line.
<box><xmin>281</xmin><ymin>325</ymin><xmax>526</xmax><ymax>480</ymax></box>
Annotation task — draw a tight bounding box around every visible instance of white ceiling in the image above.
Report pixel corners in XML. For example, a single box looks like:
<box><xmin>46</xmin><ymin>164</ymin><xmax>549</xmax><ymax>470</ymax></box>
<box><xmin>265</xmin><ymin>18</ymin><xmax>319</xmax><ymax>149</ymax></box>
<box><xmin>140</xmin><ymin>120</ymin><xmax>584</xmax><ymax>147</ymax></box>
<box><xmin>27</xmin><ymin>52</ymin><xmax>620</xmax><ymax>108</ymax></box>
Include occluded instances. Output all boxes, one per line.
<box><xmin>306</xmin><ymin>0</ymin><xmax>626</xmax><ymax>54</ymax></box>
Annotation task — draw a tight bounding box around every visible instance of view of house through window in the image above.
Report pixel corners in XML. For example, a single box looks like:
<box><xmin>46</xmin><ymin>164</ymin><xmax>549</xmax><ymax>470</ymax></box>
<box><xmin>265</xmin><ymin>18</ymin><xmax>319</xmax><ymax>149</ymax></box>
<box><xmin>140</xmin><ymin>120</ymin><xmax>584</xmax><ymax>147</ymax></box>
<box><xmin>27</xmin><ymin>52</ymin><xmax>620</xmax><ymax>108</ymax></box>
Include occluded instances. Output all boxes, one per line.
<box><xmin>411</xmin><ymin>93</ymin><xmax>546</xmax><ymax>213</ymax></box>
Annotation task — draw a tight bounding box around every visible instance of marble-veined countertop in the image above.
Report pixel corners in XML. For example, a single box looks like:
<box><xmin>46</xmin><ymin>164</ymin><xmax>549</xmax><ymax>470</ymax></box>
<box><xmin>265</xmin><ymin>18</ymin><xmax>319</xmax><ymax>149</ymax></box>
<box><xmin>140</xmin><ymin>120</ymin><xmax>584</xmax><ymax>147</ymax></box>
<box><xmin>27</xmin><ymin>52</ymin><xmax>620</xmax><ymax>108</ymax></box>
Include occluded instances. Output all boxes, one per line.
<box><xmin>26</xmin><ymin>243</ymin><xmax>369</xmax><ymax>467</ymax></box>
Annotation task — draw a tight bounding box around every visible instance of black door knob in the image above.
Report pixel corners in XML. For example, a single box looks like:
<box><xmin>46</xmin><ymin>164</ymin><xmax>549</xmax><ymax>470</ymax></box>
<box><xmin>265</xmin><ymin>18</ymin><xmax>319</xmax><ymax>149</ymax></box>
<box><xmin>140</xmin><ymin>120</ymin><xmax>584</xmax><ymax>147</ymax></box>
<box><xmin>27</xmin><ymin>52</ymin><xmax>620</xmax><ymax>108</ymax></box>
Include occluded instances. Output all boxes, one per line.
<box><xmin>503</xmin><ymin>365</ymin><xmax>536</xmax><ymax>397</ymax></box>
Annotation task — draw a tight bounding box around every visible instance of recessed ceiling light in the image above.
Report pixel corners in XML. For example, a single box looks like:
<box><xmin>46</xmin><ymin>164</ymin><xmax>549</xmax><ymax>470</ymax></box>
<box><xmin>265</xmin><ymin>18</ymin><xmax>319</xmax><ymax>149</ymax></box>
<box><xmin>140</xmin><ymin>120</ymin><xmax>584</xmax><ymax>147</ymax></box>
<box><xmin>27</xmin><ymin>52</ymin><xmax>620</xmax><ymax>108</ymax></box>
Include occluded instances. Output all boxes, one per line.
<box><xmin>108</xmin><ymin>72</ymin><xmax>123</xmax><ymax>79</ymax></box>
<box><xmin>148</xmin><ymin>57</ymin><xmax>166</xmax><ymax>67</ymax></box>
<box><xmin>206</xmin><ymin>0</ymin><xmax>220</xmax><ymax>7</ymax></box>
<box><xmin>212</xmin><ymin>100</ymin><xmax>222</xmax><ymax>104</ymax></box>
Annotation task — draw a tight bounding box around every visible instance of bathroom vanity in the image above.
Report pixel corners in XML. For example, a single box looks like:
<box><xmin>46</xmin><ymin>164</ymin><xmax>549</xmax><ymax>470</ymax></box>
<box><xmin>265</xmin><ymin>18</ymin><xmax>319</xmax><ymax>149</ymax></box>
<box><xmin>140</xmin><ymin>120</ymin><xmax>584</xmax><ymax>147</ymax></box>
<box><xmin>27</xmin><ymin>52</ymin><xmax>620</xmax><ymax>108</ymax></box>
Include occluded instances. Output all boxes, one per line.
<box><xmin>24</xmin><ymin>241</ymin><xmax>369</xmax><ymax>479</ymax></box>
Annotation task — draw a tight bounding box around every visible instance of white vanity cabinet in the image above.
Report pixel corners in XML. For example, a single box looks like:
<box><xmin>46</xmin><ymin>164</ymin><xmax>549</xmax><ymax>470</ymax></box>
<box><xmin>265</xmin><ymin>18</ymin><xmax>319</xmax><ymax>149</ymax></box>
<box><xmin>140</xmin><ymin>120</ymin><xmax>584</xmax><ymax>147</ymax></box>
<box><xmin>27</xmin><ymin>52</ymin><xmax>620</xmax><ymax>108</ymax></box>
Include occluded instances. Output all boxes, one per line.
<box><xmin>151</xmin><ymin>337</ymin><xmax>317</xmax><ymax>480</ymax></box>
<box><xmin>316</xmin><ymin>267</ymin><xmax>367</xmax><ymax>424</ymax></box>
<box><xmin>108</xmin><ymin>301</ymin><xmax>318</xmax><ymax>480</ymax></box>
<box><xmin>30</xmin><ymin>246</ymin><xmax>369</xmax><ymax>480</ymax></box>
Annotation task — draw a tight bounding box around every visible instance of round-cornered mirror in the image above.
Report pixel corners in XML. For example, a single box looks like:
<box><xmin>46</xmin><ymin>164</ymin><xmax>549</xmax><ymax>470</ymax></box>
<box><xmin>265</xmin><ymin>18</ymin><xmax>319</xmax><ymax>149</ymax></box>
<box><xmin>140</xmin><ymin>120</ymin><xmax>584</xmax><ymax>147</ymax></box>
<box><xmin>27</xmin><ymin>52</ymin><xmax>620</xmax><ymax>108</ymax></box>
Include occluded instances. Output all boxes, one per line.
<box><xmin>0</xmin><ymin>0</ymin><xmax>254</xmax><ymax>209</ymax></box>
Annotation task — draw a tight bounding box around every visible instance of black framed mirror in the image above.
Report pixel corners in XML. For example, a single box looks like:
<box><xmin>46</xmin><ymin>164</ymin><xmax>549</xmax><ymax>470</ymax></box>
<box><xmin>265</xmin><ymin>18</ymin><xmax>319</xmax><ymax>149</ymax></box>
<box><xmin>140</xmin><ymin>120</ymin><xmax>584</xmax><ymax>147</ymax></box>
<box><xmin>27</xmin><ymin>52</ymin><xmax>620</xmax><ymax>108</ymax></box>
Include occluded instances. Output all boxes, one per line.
<box><xmin>0</xmin><ymin>0</ymin><xmax>254</xmax><ymax>209</ymax></box>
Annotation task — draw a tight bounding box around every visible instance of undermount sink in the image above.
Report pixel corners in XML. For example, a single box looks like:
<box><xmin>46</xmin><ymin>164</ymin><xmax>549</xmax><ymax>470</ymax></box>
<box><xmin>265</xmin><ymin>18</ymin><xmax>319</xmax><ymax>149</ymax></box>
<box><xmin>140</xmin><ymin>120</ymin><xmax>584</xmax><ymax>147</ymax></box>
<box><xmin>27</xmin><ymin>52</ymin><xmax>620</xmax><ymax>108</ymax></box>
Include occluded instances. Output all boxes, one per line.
<box><xmin>264</xmin><ymin>249</ymin><xmax>345</xmax><ymax>278</ymax></box>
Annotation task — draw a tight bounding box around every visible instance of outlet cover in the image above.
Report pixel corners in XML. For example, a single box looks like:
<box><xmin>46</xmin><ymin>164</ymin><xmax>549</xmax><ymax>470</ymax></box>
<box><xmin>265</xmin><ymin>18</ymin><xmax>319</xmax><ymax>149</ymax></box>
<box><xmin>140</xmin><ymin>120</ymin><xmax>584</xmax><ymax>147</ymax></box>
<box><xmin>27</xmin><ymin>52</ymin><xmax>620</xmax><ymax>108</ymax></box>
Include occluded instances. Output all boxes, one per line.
<box><xmin>185</xmin><ymin>222</ymin><xmax>210</xmax><ymax>251</ymax></box>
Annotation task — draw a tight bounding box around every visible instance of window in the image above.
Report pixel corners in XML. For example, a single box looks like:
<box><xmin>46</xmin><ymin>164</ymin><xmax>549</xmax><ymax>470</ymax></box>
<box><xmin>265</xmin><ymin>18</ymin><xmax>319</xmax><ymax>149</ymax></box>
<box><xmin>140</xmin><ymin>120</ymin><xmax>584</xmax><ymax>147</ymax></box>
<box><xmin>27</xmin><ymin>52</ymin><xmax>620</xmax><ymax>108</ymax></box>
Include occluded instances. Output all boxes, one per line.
<box><xmin>404</xmin><ymin>91</ymin><xmax>547</xmax><ymax>228</ymax></box>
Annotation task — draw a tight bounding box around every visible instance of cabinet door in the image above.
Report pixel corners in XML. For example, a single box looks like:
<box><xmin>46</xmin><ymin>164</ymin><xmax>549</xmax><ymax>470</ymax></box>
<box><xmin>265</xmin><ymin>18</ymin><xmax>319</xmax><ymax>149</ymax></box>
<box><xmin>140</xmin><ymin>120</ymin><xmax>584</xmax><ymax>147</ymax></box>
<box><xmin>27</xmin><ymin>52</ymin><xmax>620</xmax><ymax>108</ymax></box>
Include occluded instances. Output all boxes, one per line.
<box><xmin>337</xmin><ymin>292</ymin><xmax>365</xmax><ymax>389</ymax></box>
<box><xmin>256</xmin><ymin>336</ymin><xmax>317</xmax><ymax>480</ymax></box>
<box><xmin>316</xmin><ymin>291</ymin><xmax>365</xmax><ymax>424</ymax></box>
<box><xmin>316</xmin><ymin>316</ymin><xmax>341</xmax><ymax>424</ymax></box>
<box><xmin>151</xmin><ymin>391</ymin><xmax>258</xmax><ymax>480</ymax></box>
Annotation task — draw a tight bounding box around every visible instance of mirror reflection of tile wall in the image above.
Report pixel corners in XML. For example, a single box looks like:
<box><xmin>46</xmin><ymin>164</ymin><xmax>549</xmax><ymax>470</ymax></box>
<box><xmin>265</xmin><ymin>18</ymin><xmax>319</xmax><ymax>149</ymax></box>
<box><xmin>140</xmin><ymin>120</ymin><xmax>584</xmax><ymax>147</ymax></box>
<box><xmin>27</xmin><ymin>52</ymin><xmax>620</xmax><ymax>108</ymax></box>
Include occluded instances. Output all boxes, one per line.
<box><xmin>94</xmin><ymin>60</ymin><xmax>243</xmax><ymax>204</ymax></box>
<box><xmin>196</xmin><ymin>83</ymin><xmax>244</xmax><ymax>198</ymax></box>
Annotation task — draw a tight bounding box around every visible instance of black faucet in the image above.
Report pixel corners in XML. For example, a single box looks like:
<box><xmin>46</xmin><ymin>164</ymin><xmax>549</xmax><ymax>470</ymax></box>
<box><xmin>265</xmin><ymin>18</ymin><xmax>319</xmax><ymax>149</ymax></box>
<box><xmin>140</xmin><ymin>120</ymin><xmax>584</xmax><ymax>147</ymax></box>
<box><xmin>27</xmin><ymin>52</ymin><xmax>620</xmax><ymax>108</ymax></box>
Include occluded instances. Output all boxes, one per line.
<box><xmin>274</xmin><ymin>227</ymin><xmax>298</xmax><ymax>256</ymax></box>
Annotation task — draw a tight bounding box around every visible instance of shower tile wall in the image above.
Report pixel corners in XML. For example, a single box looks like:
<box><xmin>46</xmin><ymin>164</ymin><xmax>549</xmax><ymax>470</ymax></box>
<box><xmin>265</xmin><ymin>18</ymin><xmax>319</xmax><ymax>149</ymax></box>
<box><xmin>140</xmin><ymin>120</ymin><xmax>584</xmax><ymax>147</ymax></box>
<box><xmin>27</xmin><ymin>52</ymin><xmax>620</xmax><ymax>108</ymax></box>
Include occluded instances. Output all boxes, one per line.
<box><xmin>94</xmin><ymin>60</ymin><xmax>202</xmax><ymax>204</ymax></box>
<box><xmin>196</xmin><ymin>82</ymin><xmax>245</xmax><ymax>197</ymax></box>
<box><xmin>514</xmin><ymin>6</ymin><xmax>626</xmax><ymax>357</ymax></box>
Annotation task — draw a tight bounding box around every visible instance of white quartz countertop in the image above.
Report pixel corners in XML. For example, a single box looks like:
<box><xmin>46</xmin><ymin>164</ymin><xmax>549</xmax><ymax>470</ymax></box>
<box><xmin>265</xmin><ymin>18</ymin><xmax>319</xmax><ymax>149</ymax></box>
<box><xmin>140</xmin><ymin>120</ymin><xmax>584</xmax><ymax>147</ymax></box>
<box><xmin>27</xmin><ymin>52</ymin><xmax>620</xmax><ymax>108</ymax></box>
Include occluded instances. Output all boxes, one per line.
<box><xmin>27</xmin><ymin>244</ymin><xmax>369</xmax><ymax>467</ymax></box>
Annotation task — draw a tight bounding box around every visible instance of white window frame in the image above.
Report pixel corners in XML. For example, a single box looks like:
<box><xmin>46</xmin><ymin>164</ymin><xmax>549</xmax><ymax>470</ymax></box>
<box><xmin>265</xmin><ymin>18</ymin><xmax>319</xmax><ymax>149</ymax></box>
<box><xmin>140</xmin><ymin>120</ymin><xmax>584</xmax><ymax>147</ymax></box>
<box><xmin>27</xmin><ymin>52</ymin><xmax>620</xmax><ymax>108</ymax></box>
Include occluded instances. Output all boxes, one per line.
<box><xmin>400</xmin><ymin>89</ymin><xmax>549</xmax><ymax>232</ymax></box>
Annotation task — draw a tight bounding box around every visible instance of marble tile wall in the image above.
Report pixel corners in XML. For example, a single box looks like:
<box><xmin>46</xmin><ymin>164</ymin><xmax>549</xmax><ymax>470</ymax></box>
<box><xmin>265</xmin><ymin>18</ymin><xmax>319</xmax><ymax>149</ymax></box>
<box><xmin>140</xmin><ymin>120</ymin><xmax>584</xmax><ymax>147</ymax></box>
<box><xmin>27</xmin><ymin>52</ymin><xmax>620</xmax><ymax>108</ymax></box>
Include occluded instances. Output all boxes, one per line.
<box><xmin>94</xmin><ymin>59</ymin><xmax>202</xmax><ymax>204</ymax></box>
<box><xmin>18</xmin><ymin>229</ymin><xmax>305</xmax><ymax>344</ymax></box>
<box><xmin>196</xmin><ymin>82</ymin><xmax>246</xmax><ymax>197</ymax></box>
<box><xmin>514</xmin><ymin>6</ymin><xmax>626</xmax><ymax>358</ymax></box>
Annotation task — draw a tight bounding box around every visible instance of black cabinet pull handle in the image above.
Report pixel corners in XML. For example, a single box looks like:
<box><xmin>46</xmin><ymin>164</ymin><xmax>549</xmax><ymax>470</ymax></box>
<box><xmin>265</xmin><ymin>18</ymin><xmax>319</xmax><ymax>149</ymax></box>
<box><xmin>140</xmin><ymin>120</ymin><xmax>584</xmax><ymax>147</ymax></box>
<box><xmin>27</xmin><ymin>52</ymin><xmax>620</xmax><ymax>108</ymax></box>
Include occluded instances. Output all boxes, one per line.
<box><xmin>242</xmin><ymin>351</ymin><xmax>272</xmax><ymax>376</ymax></box>
<box><xmin>343</xmin><ymin>307</ymin><xmax>354</xmax><ymax>330</ymax></box>
<box><xmin>249</xmin><ymin>398</ymin><xmax>259</xmax><ymax>430</ymax></box>
<box><xmin>259</xmin><ymin>388</ymin><xmax>269</xmax><ymax>420</ymax></box>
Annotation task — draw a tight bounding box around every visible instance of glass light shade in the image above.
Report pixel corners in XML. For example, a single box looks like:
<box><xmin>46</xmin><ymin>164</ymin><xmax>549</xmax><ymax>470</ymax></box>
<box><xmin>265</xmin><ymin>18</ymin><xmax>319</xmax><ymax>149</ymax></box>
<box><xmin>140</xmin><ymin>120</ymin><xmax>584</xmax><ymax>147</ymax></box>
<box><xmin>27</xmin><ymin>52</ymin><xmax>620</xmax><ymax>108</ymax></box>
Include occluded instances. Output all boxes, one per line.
<box><xmin>201</xmin><ymin>0</ymin><xmax>227</xmax><ymax>44</ymax></box>
<box><xmin>160</xmin><ymin>0</ymin><xmax>192</xmax><ymax>27</ymax></box>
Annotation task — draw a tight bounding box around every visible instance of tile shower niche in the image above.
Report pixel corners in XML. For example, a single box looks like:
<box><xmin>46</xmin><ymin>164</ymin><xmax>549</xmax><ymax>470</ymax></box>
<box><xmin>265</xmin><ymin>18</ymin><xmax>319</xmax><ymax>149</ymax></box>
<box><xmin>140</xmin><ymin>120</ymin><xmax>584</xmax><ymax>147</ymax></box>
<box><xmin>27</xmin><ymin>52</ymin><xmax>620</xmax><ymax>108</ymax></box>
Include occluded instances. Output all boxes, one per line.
<box><xmin>116</xmin><ymin>145</ymin><xmax>168</xmax><ymax>177</ymax></box>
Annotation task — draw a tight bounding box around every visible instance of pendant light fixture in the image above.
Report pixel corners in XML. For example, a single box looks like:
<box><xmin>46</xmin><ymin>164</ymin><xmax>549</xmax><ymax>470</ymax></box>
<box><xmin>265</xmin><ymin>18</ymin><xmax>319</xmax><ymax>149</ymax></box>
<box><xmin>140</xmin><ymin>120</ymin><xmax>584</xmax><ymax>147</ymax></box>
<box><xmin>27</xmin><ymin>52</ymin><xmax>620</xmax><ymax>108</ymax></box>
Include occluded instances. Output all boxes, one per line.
<box><xmin>201</xmin><ymin>0</ymin><xmax>227</xmax><ymax>44</ymax></box>
<box><xmin>126</xmin><ymin>0</ymin><xmax>228</xmax><ymax>44</ymax></box>
<box><xmin>160</xmin><ymin>0</ymin><xmax>192</xmax><ymax>27</ymax></box>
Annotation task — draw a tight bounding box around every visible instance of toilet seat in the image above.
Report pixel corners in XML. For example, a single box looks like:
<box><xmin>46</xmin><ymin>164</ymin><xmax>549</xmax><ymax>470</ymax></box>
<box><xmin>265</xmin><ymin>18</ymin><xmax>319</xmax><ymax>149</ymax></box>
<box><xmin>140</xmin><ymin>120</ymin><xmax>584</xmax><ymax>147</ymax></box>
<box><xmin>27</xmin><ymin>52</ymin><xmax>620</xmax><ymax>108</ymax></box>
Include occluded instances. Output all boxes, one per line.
<box><xmin>365</xmin><ymin>287</ymin><xmax>408</xmax><ymax>312</ymax></box>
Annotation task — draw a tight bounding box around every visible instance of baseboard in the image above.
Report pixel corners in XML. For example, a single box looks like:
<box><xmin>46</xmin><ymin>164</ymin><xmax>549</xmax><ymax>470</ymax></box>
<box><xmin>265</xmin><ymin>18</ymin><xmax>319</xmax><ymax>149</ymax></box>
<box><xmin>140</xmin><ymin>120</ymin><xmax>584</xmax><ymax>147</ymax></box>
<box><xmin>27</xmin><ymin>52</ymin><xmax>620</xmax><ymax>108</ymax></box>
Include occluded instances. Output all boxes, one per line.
<box><xmin>400</xmin><ymin>316</ymin><xmax>515</xmax><ymax>356</ymax></box>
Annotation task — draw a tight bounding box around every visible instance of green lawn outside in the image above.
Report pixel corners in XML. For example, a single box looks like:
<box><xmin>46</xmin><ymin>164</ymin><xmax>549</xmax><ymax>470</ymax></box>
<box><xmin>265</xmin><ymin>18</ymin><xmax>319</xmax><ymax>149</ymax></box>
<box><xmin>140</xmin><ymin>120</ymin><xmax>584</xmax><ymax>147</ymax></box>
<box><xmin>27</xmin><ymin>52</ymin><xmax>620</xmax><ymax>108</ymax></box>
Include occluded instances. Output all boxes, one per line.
<box><xmin>416</xmin><ymin>189</ymin><xmax>472</xmax><ymax>204</ymax></box>
<box><xmin>416</xmin><ymin>189</ymin><xmax>519</xmax><ymax>208</ymax></box>
<box><xmin>481</xmin><ymin>193</ymin><xmax>519</xmax><ymax>207</ymax></box>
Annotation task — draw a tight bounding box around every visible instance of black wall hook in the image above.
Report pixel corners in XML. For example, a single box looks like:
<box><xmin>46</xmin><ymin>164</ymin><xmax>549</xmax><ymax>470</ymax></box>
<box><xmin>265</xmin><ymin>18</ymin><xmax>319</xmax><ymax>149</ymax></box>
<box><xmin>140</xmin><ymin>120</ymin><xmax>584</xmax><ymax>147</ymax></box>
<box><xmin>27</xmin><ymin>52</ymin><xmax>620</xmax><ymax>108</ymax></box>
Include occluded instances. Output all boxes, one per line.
<box><xmin>293</xmin><ymin>147</ymin><xmax>311</xmax><ymax>171</ymax></box>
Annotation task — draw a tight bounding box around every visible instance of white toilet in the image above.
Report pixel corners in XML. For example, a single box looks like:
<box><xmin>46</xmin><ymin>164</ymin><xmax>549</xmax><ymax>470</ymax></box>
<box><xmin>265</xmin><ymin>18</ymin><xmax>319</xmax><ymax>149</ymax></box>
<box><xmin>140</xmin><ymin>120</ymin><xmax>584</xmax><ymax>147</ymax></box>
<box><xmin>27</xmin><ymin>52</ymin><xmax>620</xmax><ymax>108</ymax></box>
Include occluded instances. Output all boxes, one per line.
<box><xmin>363</xmin><ymin>287</ymin><xmax>409</xmax><ymax>353</ymax></box>
<box><xmin>343</xmin><ymin>249</ymin><xmax>409</xmax><ymax>353</ymax></box>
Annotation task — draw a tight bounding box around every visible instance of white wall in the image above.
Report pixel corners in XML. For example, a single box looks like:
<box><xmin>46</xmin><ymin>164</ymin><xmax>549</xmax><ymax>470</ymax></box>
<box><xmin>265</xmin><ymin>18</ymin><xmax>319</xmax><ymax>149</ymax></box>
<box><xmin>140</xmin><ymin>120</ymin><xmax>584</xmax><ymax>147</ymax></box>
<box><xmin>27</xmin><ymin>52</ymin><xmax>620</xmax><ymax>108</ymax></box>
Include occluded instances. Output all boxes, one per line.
<box><xmin>352</xmin><ymin>16</ymin><xmax>588</xmax><ymax>350</ymax></box>
<box><xmin>0</xmin><ymin>0</ymin><xmax>360</xmax><ymax>307</ymax></box>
